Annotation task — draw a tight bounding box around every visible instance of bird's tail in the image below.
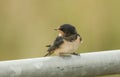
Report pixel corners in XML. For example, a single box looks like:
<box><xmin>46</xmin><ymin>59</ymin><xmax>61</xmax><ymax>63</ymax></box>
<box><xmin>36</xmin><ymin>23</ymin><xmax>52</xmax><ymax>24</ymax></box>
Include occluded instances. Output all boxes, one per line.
<box><xmin>44</xmin><ymin>52</ymin><xmax>54</xmax><ymax>57</ymax></box>
<box><xmin>44</xmin><ymin>53</ymin><xmax>50</xmax><ymax>57</ymax></box>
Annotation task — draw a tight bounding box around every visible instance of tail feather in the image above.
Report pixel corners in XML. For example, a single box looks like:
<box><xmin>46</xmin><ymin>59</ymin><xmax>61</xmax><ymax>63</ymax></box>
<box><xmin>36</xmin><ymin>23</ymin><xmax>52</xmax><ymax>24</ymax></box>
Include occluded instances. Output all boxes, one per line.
<box><xmin>44</xmin><ymin>53</ymin><xmax>50</xmax><ymax>57</ymax></box>
<box><xmin>44</xmin><ymin>52</ymin><xmax>54</xmax><ymax>57</ymax></box>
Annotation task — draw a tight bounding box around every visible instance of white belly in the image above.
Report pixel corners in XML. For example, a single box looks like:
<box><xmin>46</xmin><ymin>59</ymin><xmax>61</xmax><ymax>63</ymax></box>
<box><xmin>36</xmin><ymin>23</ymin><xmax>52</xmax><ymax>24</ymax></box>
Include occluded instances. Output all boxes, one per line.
<box><xmin>55</xmin><ymin>36</ymin><xmax>80</xmax><ymax>55</ymax></box>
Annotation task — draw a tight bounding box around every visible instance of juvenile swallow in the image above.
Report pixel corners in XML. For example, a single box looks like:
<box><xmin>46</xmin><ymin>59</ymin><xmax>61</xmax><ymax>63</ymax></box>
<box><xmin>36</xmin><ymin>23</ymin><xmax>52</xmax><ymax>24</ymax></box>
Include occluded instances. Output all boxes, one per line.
<box><xmin>44</xmin><ymin>24</ymin><xmax>82</xmax><ymax>56</ymax></box>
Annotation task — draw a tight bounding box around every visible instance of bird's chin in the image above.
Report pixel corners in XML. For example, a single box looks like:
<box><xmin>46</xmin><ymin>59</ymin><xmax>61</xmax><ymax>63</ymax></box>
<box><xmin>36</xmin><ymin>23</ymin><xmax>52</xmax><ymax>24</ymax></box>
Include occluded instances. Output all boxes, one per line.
<box><xmin>58</xmin><ymin>33</ymin><xmax>65</xmax><ymax>37</ymax></box>
<box><xmin>58</xmin><ymin>33</ymin><xmax>62</xmax><ymax>36</ymax></box>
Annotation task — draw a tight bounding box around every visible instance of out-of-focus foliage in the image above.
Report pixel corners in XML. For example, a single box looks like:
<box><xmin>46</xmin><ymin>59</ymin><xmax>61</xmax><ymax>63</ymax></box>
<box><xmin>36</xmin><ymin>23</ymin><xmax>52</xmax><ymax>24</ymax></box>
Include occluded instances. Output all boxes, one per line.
<box><xmin>0</xmin><ymin>0</ymin><xmax>120</xmax><ymax>59</ymax></box>
<box><xmin>0</xmin><ymin>0</ymin><xmax>120</xmax><ymax>77</ymax></box>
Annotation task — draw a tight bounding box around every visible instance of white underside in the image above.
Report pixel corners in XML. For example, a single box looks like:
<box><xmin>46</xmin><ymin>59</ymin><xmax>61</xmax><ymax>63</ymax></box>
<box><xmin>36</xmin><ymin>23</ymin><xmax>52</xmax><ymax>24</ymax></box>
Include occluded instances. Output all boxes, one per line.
<box><xmin>55</xmin><ymin>36</ymin><xmax>80</xmax><ymax>55</ymax></box>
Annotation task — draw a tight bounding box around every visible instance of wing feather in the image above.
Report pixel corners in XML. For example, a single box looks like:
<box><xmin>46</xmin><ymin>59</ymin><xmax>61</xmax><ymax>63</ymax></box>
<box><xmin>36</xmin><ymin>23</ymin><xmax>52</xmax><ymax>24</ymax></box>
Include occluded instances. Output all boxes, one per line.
<box><xmin>47</xmin><ymin>36</ymin><xmax>64</xmax><ymax>52</ymax></box>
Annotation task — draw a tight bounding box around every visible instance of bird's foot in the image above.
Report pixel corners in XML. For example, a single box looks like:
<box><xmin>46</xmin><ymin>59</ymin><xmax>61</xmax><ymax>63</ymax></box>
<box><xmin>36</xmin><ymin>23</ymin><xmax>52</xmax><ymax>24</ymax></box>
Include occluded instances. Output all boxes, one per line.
<box><xmin>71</xmin><ymin>52</ymin><xmax>80</xmax><ymax>56</ymax></box>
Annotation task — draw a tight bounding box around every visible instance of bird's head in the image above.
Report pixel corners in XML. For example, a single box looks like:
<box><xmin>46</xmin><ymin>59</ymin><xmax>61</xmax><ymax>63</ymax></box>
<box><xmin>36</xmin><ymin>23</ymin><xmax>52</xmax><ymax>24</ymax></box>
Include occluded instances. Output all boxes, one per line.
<box><xmin>55</xmin><ymin>24</ymin><xmax>77</xmax><ymax>37</ymax></box>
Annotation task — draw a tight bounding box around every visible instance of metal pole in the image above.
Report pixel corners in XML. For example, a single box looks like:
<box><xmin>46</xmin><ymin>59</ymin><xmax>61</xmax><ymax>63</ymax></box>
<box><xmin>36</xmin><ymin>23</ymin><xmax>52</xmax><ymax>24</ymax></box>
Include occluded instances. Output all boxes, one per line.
<box><xmin>0</xmin><ymin>50</ymin><xmax>120</xmax><ymax>77</ymax></box>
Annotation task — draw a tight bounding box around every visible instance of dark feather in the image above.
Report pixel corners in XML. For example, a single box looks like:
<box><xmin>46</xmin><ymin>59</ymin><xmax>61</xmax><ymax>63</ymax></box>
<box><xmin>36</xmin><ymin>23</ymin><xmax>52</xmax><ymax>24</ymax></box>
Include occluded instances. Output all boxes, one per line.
<box><xmin>63</xmin><ymin>34</ymin><xmax>77</xmax><ymax>42</ymax></box>
<box><xmin>44</xmin><ymin>36</ymin><xmax>64</xmax><ymax>56</ymax></box>
<box><xmin>44</xmin><ymin>51</ymin><xmax>54</xmax><ymax>57</ymax></box>
<box><xmin>47</xmin><ymin>36</ymin><xmax>64</xmax><ymax>52</ymax></box>
<box><xmin>77</xmin><ymin>34</ymin><xmax>82</xmax><ymax>41</ymax></box>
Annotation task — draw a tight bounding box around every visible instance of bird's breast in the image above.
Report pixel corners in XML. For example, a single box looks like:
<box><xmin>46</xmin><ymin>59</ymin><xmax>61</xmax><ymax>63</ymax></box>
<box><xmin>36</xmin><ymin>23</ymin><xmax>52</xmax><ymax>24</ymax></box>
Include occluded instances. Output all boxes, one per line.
<box><xmin>55</xmin><ymin>36</ymin><xmax>81</xmax><ymax>54</ymax></box>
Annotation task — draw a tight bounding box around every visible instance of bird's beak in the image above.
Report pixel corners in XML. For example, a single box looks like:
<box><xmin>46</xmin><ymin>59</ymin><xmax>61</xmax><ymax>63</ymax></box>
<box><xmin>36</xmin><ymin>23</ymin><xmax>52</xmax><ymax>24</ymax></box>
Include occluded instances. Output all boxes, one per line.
<box><xmin>54</xmin><ymin>29</ymin><xmax>58</xmax><ymax>31</ymax></box>
<box><xmin>54</xmin><ymin>28</ymin><xmax>59</xmax><ymax>31</ymax></box>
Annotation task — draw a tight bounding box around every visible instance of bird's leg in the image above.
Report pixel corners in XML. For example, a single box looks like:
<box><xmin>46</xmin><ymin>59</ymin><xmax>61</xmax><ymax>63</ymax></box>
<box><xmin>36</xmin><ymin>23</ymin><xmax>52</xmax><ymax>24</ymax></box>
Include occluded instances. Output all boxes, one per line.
<box><xmin>71</xmin><ymin>52</ymin><xmax>80</xmax><ymax>56</ymax></box>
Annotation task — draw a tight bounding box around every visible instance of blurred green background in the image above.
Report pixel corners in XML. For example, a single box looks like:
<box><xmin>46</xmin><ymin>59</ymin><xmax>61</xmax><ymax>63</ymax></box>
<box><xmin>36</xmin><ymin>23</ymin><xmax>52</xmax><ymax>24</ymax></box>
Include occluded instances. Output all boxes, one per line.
<box><xmin>0</xmin><ymin>0</ymin><xmax>120</xmax><ymax>76</ymax></box>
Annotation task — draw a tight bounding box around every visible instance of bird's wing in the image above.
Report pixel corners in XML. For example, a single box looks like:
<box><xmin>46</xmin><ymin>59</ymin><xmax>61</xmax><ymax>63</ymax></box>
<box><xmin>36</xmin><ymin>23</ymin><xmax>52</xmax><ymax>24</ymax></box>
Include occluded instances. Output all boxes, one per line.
<box><xmin>47</xmin><ymin>36</ymin><xmax>64</xmax><ymax>52</ymax></box>
<box><xmin>77</xmin><ymin>34</ymin><xmax>83</xmax><ymax>43</ymax></box>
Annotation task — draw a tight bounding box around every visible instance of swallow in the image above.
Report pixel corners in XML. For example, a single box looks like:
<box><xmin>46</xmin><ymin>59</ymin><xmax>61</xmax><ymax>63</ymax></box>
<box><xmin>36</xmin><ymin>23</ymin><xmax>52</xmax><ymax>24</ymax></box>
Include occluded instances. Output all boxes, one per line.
<box><xmin>44</xmin><ymin>24</ymin><xmax>82</xmax><ymax>56</ymax></box>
